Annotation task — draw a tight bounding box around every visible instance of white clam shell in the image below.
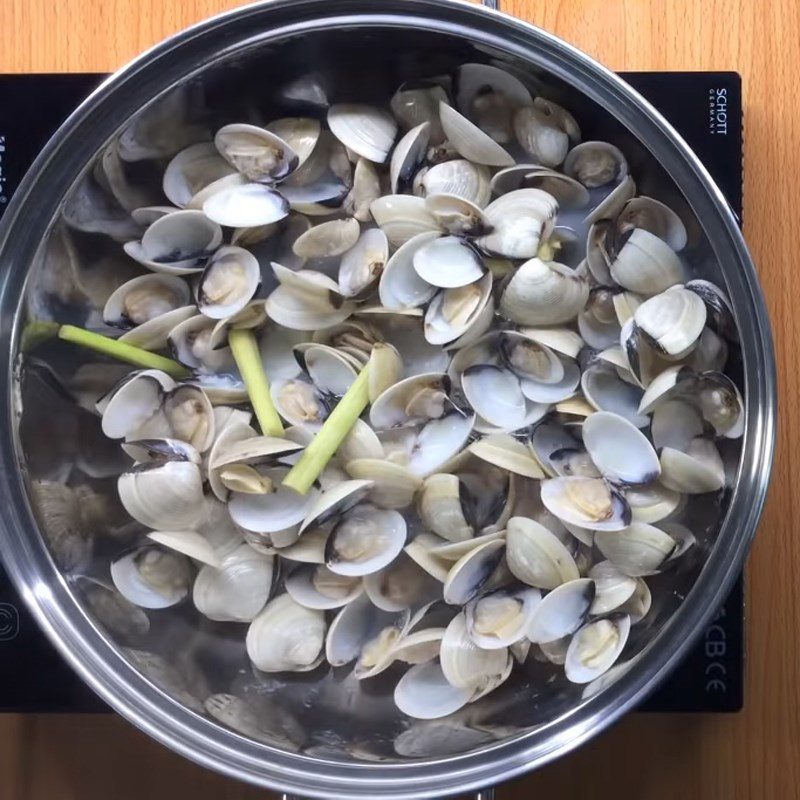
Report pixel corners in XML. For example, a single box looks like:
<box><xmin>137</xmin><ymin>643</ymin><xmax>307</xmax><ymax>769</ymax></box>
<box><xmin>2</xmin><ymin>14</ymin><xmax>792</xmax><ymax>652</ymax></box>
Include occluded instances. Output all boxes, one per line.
<box><xmin>292</xmin><ymin>217</ymin><xmax>361</xmax><ymax>259</ymax></box>
<box><xmin>465</xmin><ymin>585</ymin><xmax>541</xmax><ymax>649</ymax></box>
<box><xmin>378</xmin><ymin>231</ymin><xmax>440</xmax><ymax>309</ymax></box>
<box><xmin>527</xmin><ymin>578</ymin><xmax>595</xmax><ymax>644</ymax></box>
<box><xmin>505</xmin><ymin>516</ymin><xmax>580</xmax><ymax>590</ymax></box>
<box><xmin>203</xmin><ymin>183</ymin><xmax>289</xmax><ymax>228</ymax></box>
<box><xmin>476</xmin><ymin>190</ymin><xmax>558</xmax><ymax>259</ymax></box>
<box><xmin>439</xmin><ymin>101</ymin><xmax>514</xmax><ymax>167</ymax></box>
<box><xmin>443</xmin><ymin>538</ymin><xmax>505</xmax><ymax>605</ymax></box>
<box><xmin>327</xmin><ymin>103</ymin><xmax>398</xmax><ymax>163</ymax></box>
<box><xmin>594</xmin><ymin>523</ymin><xmax>677</xmax><ymax>577</ymax></box>
<box><xmin>418</xmin><ymin>160</ymin><xmax>491</xmax><ymax>207</ymax></box>
<box><xmin>371</xmin><ymin>195</ymin><xmax>441</xmax><ymax>248</ymax></box>
<box><xmin>610</xmin><ymin>228</ymin><xmax>683</xmax><ymax>296</ymax></box>
<box><xmin>214</xmin><ymin>123</ymin><xmax>299</xmax><ymax>183</ymax></box>
<box><xmin>413</xmin><ymin>235</ymin><xmax>484</xmax><ymax>289</ymax></box>
<box><xmin>565</xmin><ymin>613</ymin><xmax>631</xmax><ymax>684</ymax></box>
<box><xmin>634</xmin><ymin>286</ymin><xmax>707</xmax><ymax>356</ymax></box>
<box><xmin>103</xmin><ymin>274</ymin><xmax>190</xmax><ymax>329</ymax></box>
<box><xmin>540</xmin><ymin>477</ymin><xmax>631</xmax><ymax>531</ymax></box>
<box><xmin>162</xmin><ymin>142</ymin><xmax>235</xmax><ymax>208</ymax></box>
<box><xmin>110</xmin><ymin>547</ymin><xmax>192</xmax><ymax>610</ymax></box>
<box><xmin>582</xmin><ymin>411</ymin><xmax>660</xmax><ymax>485</ymax></box>
<box><xmin>285</xmin><ymin>564</ymin><xmax>363</xmax><ymax>610</ymax></box>
<box><xmin>246</xmin><ymin>593</ymin><xmax>326</xmax><ymax>672</ymax></box>
<box><xmin>196</xmin><ymin>245</ymin><xmax>261</xmax><ymax>320</ymax></box>
<box><xmin>147</xmin><ymin>530</ymin><xmax>221</xmax><ymax>568</ymax></box>
<box><xmin>659</xmin><ymin>438</ymin><xmax>726</xmax><ymax>494</ymax></box>
<box><xmin>588</xmin><ymin>560</ymin><xmax>637</xmax><ymax>614</ymax></box>
<box><xmin>338</xmin><ymin>228</ymin><xmax>389</xmax><ymax>298</ymax></box>
<box><xmin>394</xmin><ymin>660</ymin><xmax>472</xmax><ymax>720</ymax></box>
<box><xmin>193</xmin><ymin>544</ymin><xmax>274</xmax><ymax>622</ymax></box>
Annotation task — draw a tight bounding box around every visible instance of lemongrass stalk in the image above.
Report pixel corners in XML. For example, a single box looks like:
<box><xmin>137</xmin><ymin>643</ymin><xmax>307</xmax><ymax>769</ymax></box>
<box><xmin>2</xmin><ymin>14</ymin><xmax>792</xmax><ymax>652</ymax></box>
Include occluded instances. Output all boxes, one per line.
<box><xmin>228</xmin><ymin>328</ymin><xmax>284</xmax><ymax>437</ymax></box>
<box><xmin>283</xmin><ymin>366</ymin><xmax>370</xmax><ymax>495</ymax></box>
<box><xmin>58</xmin><ymin>325</ymin><xmax>189</xmax><ymax>378</ymax></box>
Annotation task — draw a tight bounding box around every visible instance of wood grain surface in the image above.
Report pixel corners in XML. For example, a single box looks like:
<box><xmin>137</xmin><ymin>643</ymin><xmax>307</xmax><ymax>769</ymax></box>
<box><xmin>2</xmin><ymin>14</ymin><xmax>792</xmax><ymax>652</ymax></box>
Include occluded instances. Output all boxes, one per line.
<box><xmin>0</xmin><ymin>1</ymin><xmax>797</xmax><ymax>798</ymax></box>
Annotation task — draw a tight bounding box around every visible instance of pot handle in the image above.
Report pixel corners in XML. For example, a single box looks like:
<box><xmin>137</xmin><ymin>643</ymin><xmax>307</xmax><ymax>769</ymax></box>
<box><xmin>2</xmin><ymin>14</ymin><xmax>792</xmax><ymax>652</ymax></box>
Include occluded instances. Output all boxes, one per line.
<box><xmin>481</xmin><ymin>0</ymin><xmax>500</xmax><ymax>9</ymax></box>
<box><xmin>281</xmin><ymin>791</ymin><xmax>495</xmax><ymax>799</ymax></box>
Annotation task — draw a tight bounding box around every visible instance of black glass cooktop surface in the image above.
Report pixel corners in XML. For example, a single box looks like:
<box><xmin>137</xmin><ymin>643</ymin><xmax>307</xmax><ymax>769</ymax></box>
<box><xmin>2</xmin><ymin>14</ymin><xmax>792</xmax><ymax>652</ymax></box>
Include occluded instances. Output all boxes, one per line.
<box><xmin>0</xmin><ymin>71</ymin><xmax>744</xmax><ymax>714</ymax></box>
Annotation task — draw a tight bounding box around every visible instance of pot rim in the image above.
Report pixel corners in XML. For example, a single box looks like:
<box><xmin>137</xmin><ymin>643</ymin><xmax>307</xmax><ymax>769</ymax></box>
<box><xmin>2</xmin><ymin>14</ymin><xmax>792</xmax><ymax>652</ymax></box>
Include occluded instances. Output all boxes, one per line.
<box><xmin>0</xmin><ymin>1</ymin><xmax>775</xmax><ymax>797</ymax></box>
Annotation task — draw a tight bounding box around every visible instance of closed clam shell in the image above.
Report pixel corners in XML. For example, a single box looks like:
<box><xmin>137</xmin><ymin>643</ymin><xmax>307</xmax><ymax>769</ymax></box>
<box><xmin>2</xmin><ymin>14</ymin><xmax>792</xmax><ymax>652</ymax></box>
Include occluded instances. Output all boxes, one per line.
<box><xmin>118</xmin><ymin>460</ymin><xmax>205</xmax><ymax>530</ymax></box>
<box><xmin>418</xmin><ymin>160</ymin><xmax>491</xmax><ymax>207</ymax></box>
<box><xmin>499</xmin><ymin>258</ymin><xmax>588</xmax><ymax>326</ymax></box>
<box><xmin>659</xmin><ymin>437</ymin><xmax>726</xmax><ymax>494</ymax></box>
<box><xmin>246</xmin><ymin>593</ymin><xmax>326</xmax><ymax>672</ymax></box>
<box><xmin>339</xmin><ymin>228</ymin><xmax>389</xmax><ymax>299</ymax></box>
<box><xmin>413</xmin><ymin>235</ymin><xmax>485</xmax><ymax>288</ymax></box>
<box><xmin>193</xmin><ymin>544</ymin><xmax>274</xmax><ymax>622</ymax></box>
<box><xmin>418</xmin><ymin>473</ymin><xmax>474</xmax><ymax>542</ymax></box>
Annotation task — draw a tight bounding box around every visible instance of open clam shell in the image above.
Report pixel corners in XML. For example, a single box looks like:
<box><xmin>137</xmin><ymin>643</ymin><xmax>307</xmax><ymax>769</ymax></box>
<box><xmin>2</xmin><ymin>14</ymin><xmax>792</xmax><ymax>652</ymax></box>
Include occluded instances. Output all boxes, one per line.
<box><xmin>563</xmin><ymin>141</ymin><xmax>627</xmax><ymax>189</ymax></box>
<box><xmin>610</xmin><ymin>228</ymin><xmax>684</xmax><ymax>296</ymax></box>
<box><xmin>162</xmin><ymin>142</ymin><xmax>235</xmax><ymax>208</ymax></box>
<box><xmin>196</xmin><ymin>245</ymin><xmax>260</xmax><ymax>320</ymax></box>
<box><xmin>582</xmin><ymin>411</ymin><xmax>660</xmax><ymax>486</ymax></box>
<box><xmin>394</xmin><ymin>660</ymin><xmax>472</xmax><ymax>720</ymax></box>
<box><xmin>565</xmin><ymin>613</ymin><xmax>631</xmax><ymax>684</ymax></box>
<box><xmin>110</xmin><ymin>546</ymin><xmax>192</xmax><ymax>610</ymax></box>
<box><xmin>439</xmin><ymin>101</ymin><xmax>515</xmax><ymax>167</ymax></box>
<box><xmin>104</xmin><ymin>274</ymin><xmax>190</xmax><ymax>330</ymax></box>
<box><xmin>325</xmin><ymin>503</ymin><xmax>407</xmax><ymax>576</ymax></box>
<box><xmin>327</xmin><ymin>104</ymin><xmax>398</xmax><ymax>163</ymax></box>
<box><xmin>215</xmin><ymin>123</ymin><xmax>300</xmax><ymax>183</ymax></box>
<box><xmin>338</xmin><ymin>228</ymin><xmax>389</xmax><ymax>299</ymax></box>
<box><xmin>465</xmin><ymin>585</ymin><xmax>541</xmax><ymax>649</ymax></box>
<box><xmin>370</xmin><ymin>196</ymin><xmax>441</xmax><ymax>248</ymax></box>
<box><xmin>540</xmin><ymin>477</ymin><xmax>631</xmax><ymax>531</ymax></box>
<box><xmin>527</xmin><ymin>578</ymin><xmax>595</xmax><ymax>644</ymax></box>
<box><xmin>443</xmin><ymin>538</ymin><xmax>505</xmax><ymax>605</ymax></box>
<box><xmin>203</xmin><ymin>183</ymin><xmax>290</xmax><ymax>228</ymax></box>
<box><xmin>285</xmin><ymin>564</ymin><xmax>363</xmax><ymax>610</ymax></box>
<box><xmin>634</xmin><ymin>286</ymin><xmax>707</xmax><ymax>357</ymax></box>
<box><xmin>505</xmin><ymin>516</ymin><xmax>580</xmax><ymax>590</ymax></box>
<box><xmin>475</xmin><ymin>190</ymin><xmax>558</xmax><ymax>260</ymax></box>
<box><xmin>363</xmin><ymin>552</ymin><xmax>442</xmax><ymax>612</ymax></box>
<box><xmin>594</xmin><ymin>523</ymin><xmax>677</xmax><ymax>577</ymax></box>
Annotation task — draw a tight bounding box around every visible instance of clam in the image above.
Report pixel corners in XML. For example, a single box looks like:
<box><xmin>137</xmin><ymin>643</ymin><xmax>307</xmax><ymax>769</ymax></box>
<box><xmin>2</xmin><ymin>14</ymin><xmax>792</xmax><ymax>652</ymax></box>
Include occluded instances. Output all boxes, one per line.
<box><xmin>424</xmin><ymin>273</ymin><xmax>493</xmax><ymax>346</ymax></box>
<box><xmin>196</xmin><ymin>245</ymin><xmax>260</xmax><ymax>319</ymax></box>
<box><xmin>465</xmin><ymin>585</ymin><xmax>541</xmax><ymax>649</ymax></box>
<box><xmin>578</xmin><ymin>288</ymin><xmax>622</xmax><ymax>350</ymax></box>
<box><xmin>325</xmin><ymin>593</ymin><xmax>408</xmax><ymax>676</ymax></box>
<box><xmin>391</xmin><ymin>81</ymin><xmax>449</xmax><ymax>141</ymax></box>
<box><xmin>526</xmin><ymin>578</ymin><xmax>595</xmax><ymax>644</ymax></box>
<box><xmin>285</xmin><ymin>564</ymin><xmax>363</xmax><ymax>610</ymax></box>
<box><xmin>371</xmin><ymin>196</ymin><xmax>441</xmax><ymax>248</ymax></box>
<box><xmin>123</xmin><ymin>209</ymin><xmax>222</xmax><ymax>275</ymax></box>
<box><xmin>110</xmin><ymin>546</ymin><xmax>192</xmax><ymax>610</ymax></box>
<box><xmin>588</xmin><ymin>560</ymin><xmax>637</xmax><ymax>615</ymax></box>
<box><xmin>228</xmin><ymin>466</ymin><xmax>318</xmax><ymax>533</ymax></box>
<box><xmin>565</xmin><ymin>613</ymin><xmax>631</xmax><ymax>684</ymax></box>
<box><xmin>581</xmin><ymin>362</ymin><xmax>648</xmax><ymax>427</ymax></box>
<box><xmin>338</xmin><ymin>228</ymin><xmax>389</xmax><ymax>299</ymax></box>
<box><xmin>439</xmin><ymin>101</ymin><xmax>515</xmax><ymax>167</ymax></box>
<box><xmin>117</xmin><ymin>460</ymin><xmax>205</xmax><ymax>530</ymax></box>
<box><xmin>513</xmin><ymin>98</ymin><xmax>580</xmax><ymax>167</ymax></box>
<box><xmin>694</xmin><ymin>371</ymin><xmax>745</xmax><ymax>438</ymax></box>
<box><xmin>540</xmin><ymin>477</ymin><xmax>631</xmax><ymax>531</ymax></box>
<box><xmin>650</xmin><ymin>399</ymin><xmax>704</xmax><ymax>451</ymax></box>
<box><xmin>193</xmin><ymin>544</ymin><xmax>274</xmax><ymax>622</ymax></box>
<box><xmin>404</xmin><ymin>533</ymin><xmax>452</xmax><ymax>582</ymax></box>
<box><xmin>344</xmin><ymin>157</ymin><xmax>382</xmax><ymax>222</ymax></box>
<box><xmin>610</xmin><ymin>228</ymin><xmax>684</xmax><ymax>296</ymax></box>
<box><xmin>325</xmin><ymin>503</ymin><xmax>407</xmax><ymax>575</ymax></box>
<box><xmin>686</xmin><ymin>279</ymin><xmax>738</xmax><ymax>341</ymax></box>
<box><xmin>563</xmin><ymin>141</ymin><xmax>627</xmax><ymax>189</ymax></box>
<box><xmin>659</xmin><ymin>437</ymin><xmax>726</xmax><ymax>494</ymax></box>
<box><xmin>277</xmin><ymin>526</ymin><xmax>330</xmax><ymax>564</ymax></box>
<box><xmin>202</xmin><ymin>182</ymin><xmax>289</xmax><ymax>228</ymax></box>
<box><xmin>462</xmin><ymin>365</ymin><xmax>540</xmax><ymax>432</ymax></box>
<box><xmin>443</xmin><ymin>539</ymin><xmax>505</xmax><ymax>605</ymax></box>
<box><xmin>246</xmin><ymin>593</ymin><xmax>326</xmax><ymax>672</ymax></box>
<box><xmin>581</xmin><ymin>411</ymin><xmax>660</xmax><ymax>485</ymax></box>
<box><xmin>265</xmin><ymin>117</ymin><xmax>321</xmax><ymax>169</ymax></box>
<box><xmin>391</xmin><ymin>122</ymin><xmax>430</xmax><ymax>193</ymax></box>
<box><xmin>369</xmin><ymin>372</ymin><xmax>453</xmax><ymax>429</ymax></box>
<box><xmin>418</xmin><ymin>473</ymin><xmax>474</xmax><ymax>542</ymax></box>
<box><xmin>168</xmin><ymin>314</ymin><xmax>235</xmax><ymax>373</ymax></box>
<box><xmin>327</xmin><ymin>104</ymin><xmax>397</xmax><ymax>163</ymax></box>
<box><xmin>440</xmin><ymin>612</ymin><xmax>513</xmax><ymax>697</ymax></box>
<box><xmin>378</xmin><ymin>231</ymin><xmax>441</xmax><ymax>309</ymax></box>
<box><xmin>617</xmin><ymin>196</ymin><xmax>688</xmax><ymax>251</ymax></box>
<box><xmin>394</xmin><ymin>660</ymin><xmax>472</xmax><ymax>720</ymax></box>
<box><xmin>162</xmin><ymin>142</ymin><xmax>235</xmax><ymax>208</ymax></box>
<box><xmin>265</xmin><ymin>264</ymin><xmax>356</xmax><ymax>331</ymax></box>
<box><xmin>476</xmin><ymin>190</ymin><xmax>558</xmax><ymax>259</ymax></box>
<box><xmin>417</xmin><ymin>160</ymin><xmax>492</xmax><ymax>207</ymax></box>
<box><xmin>634</xmin><ymin>287</ymin><xmax>707</xmax><ymax>357</ymax></box>
<box><xmin>215</xmin><ymin>123</ymin><xmax>299</xmax><ymax>183</ymax></box>
<box><xmin>455</xmin><ymin>63</ymin><xmax>533</xmax><ymax>143</ymax></box>
<box><xmin>468</xmin><ymin>434</ymin><xmax>545</xmax><ymax>479</ymax></box>
<box><xmin>413</xmin><ymin>235</ymin><xmax>485</xmax><ymax>288</ymax></box>
<box><xmin>103</xmin><ymin>274</ymin><xmax>190</xmax><ymax>329</ymax></box>
<box><xmin>364</xmin><ymin>552</ymin><xmax>442</xmax><ymax>612</ymax></box>
<box><xmin>292</xmin><ymin>217</ymin><xmax>361</xmax><ymax>259</ymax></box>
<box><xmin>505</xmin><ymin>516</ymin><xmax>580</xmax><ymax>590</ymax></box>
<box><xmin>499</xmin><ymin>258</ymin><xmax>588</xmax><ymax>326</ymax></box>
<box><xmin>625</xmin><ymin>482</ymin><xmax>682</xmax><ymax>524</ymax></box>
<box><xmin>118</xmin><ymin>306</ymin><xmax>198</xmax><ymax>350</ymax></box>
<box><xmin>300</xmin><ymin>479</ymin><xmax>374</xmax><ymax>532</ymax></box>
<box><xmin>594</xmin><ymin>523</ymin><xmax>677</xmax><ymax>577</ymax></box>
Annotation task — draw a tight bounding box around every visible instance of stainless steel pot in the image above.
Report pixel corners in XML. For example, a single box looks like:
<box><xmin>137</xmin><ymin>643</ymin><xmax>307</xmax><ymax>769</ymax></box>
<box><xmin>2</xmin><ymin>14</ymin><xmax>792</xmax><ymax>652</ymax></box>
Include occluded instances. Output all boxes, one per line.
<box><xmin>0</xmin><ymin>1</ymin><xmax>775</xmax><ymax>798</ymax></box>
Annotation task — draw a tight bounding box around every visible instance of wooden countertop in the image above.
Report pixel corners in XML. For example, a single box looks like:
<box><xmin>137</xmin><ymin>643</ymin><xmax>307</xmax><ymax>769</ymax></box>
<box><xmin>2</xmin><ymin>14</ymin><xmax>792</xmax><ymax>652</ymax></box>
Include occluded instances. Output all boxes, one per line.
<box><xmin>0</xmin><ymin>1</ymin><xmax>797</xmax><ymax>798</ymax></box>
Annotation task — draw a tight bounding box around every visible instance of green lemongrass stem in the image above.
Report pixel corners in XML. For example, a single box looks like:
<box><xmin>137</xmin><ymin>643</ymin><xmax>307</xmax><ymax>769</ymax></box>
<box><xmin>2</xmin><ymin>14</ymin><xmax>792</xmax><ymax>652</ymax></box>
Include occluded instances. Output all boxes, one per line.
<box><xmin>58</xmin><ymin>325</ymin><xmax>189</xmax><ymax>378</ymax></box>
<box><xmin>228</xmin><ymin>328</ymin><xmax>284</xmax><ymax>437</ymax></box>
<box><xmin>283</xmin><ymin>366</ymin><xmax>370</xmax><ymax>495</ymax></box>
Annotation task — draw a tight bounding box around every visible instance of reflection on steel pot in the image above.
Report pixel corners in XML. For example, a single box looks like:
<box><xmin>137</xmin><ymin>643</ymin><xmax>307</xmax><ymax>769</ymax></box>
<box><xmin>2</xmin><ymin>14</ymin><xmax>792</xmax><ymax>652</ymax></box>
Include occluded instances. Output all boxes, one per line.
<box><xmin>0</xmin><ymin>0</ymin><xmax>774</xmax><ymax>798</ymax></box>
